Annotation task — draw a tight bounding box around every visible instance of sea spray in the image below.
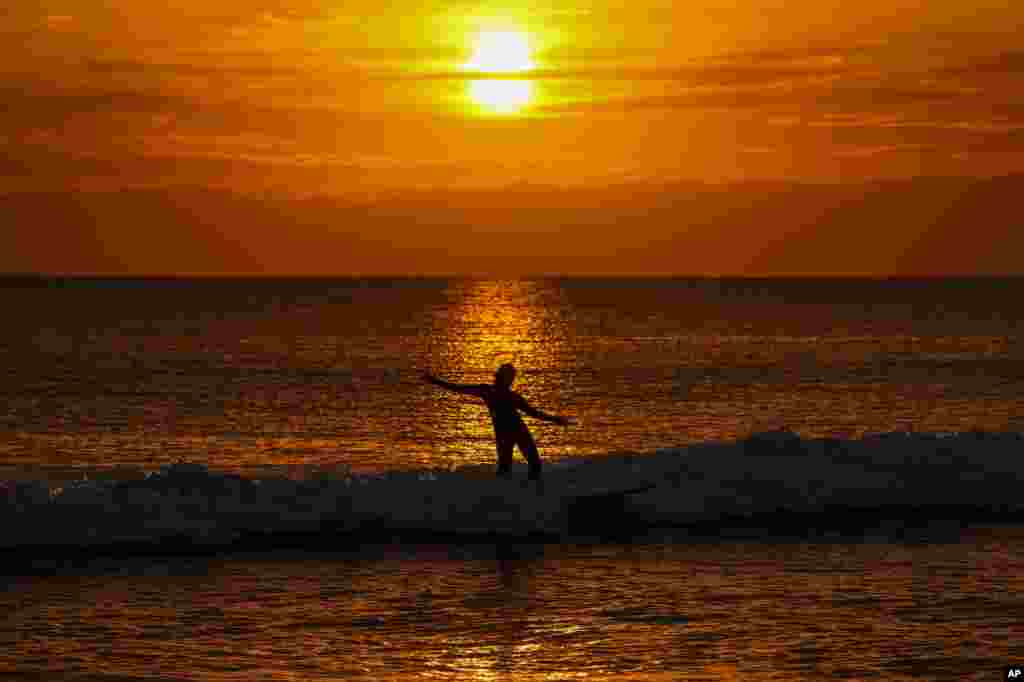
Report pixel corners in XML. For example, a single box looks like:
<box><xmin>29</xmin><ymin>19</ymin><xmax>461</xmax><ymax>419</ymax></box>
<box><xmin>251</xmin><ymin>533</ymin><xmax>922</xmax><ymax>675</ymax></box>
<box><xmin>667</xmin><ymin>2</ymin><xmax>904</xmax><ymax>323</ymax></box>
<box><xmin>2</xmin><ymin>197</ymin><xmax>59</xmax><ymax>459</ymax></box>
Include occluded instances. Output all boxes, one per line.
<box><xmin>1</xmin><ymin>431</ymin><xmax>1022</xmax><ymax>551</ymax></box>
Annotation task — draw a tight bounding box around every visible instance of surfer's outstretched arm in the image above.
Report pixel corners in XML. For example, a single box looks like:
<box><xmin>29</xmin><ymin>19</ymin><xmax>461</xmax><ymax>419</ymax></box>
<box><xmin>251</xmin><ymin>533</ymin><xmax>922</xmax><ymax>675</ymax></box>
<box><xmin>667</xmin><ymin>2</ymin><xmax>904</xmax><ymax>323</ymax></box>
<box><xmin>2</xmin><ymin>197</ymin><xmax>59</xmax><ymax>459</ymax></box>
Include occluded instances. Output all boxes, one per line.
<box><xmin>515</xmin><ymin>394</ymin><xmax>573</xmax><ymax>426</ymax></box>
<box><xmin>423</xmin><ymin>373</ymin><xmax>485</xmax><ymax>397</ymax></box>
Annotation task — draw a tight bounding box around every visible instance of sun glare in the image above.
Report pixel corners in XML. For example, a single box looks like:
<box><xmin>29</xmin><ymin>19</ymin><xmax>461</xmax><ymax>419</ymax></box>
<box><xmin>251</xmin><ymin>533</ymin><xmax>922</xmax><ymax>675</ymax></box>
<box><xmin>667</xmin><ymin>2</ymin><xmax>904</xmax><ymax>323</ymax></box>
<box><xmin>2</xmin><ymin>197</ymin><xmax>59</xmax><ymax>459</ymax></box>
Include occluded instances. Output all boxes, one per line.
<box><xmin>468</xmin><ymin>79</ymin><xmax>534</xmax><ymax>113</ymax></box>
<box><xmin>464</xmin><ymin>30</ymin><xmax>535</xmax><ymax>73</ymax></box>
<box><xmin>464</xmin><ymin>29</ymin><xmax>536</xmax><ymax>114</ymax></box>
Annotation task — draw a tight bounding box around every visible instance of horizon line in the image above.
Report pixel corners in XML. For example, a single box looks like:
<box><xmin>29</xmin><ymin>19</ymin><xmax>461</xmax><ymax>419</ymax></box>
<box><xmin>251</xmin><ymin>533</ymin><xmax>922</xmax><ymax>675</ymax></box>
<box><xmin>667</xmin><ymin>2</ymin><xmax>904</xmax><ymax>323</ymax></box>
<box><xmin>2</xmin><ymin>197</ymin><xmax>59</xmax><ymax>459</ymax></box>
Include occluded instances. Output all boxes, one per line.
<box><xmin>2</xmin><ymin>272</ymin><xmax>1022</xmax><ymax>280</ymax></box>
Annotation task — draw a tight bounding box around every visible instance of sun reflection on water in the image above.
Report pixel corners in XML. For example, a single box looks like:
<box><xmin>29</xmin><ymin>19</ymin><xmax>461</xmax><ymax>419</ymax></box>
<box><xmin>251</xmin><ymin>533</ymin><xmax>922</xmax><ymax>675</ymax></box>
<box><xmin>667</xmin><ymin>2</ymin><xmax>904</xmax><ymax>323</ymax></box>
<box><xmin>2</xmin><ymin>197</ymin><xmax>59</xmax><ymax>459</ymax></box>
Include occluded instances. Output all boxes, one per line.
<box><xmin>6</xmin><ymin>535</ymin><xmax>1024</xmax><ymax>679</ymax></box>
<box><xmin>426</xmin><ymin>280</ymin><xmax>572</xmax><ymax>469</ymax></box>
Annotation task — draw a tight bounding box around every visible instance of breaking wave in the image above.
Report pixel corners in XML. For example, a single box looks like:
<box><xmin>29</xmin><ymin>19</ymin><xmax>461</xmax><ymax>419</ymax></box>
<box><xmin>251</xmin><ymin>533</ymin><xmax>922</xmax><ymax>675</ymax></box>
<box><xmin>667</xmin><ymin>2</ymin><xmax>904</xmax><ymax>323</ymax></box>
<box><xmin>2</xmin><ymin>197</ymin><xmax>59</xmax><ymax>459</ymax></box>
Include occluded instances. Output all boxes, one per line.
<box><xmin>2</xmin><ymin>430</ymin><xmax>1023</xmax><ymax>554</ymax></box>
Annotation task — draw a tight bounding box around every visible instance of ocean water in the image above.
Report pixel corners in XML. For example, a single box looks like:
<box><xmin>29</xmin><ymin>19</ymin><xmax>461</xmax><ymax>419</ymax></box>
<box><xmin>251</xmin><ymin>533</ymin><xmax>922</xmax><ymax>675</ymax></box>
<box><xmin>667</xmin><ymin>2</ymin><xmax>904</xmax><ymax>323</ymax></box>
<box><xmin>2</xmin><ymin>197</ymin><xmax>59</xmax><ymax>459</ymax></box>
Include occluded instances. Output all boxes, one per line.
<box><xmin>1</xmin><ymin>276</ymin><xmax>1021</xmax><ymax>479</ymax></box>
<box><xmin>5</xmin><ymin>533</ymin><xmax>1023</xmax><ymax>681</ymax></box>
<box><xmin>4</xmin><ymin>276</ymin><xmax>1024</xmax><ymax>681</ymax></box>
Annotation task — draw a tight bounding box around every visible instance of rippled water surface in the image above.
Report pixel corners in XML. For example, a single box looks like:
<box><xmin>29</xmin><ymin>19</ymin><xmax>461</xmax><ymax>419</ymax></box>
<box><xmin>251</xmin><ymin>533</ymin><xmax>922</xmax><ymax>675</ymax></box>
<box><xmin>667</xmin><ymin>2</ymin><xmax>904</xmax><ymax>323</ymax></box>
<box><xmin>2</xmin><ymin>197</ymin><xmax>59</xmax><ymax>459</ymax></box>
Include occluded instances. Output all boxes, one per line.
<box><xmin>1</xmin><ymin>277</ymin><xmax>1022</xmax><ymax>479</ymax></box>
<box><xmin>4</xmin><ymin>529</ymin><xmax>1023</xmax><ymax>681</ymax></box>
<box><xmin>6</xmin><ymin>277</ymin><xmax>1023</xmax><ymax>680</ymax></box>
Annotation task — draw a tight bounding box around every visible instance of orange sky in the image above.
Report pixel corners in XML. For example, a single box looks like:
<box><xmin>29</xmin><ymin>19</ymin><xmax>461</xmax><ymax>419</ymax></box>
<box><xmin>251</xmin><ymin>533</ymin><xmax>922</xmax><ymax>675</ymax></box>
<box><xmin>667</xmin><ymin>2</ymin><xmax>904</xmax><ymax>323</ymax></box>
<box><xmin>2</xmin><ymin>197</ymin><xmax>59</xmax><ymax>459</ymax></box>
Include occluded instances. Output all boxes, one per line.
<box><xmin>2</xmin><ymin>1</ymin><xmax>1022</xmax><ymax>274</ymax></box>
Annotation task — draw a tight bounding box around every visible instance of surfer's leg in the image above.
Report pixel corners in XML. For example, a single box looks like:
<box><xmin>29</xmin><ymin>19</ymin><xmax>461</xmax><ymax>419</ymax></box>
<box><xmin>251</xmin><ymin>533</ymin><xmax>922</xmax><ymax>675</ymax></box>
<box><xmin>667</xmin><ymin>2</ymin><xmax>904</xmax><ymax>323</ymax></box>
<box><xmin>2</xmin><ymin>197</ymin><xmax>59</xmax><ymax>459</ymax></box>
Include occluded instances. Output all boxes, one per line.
<box><xmin>496</xmin><ymin>434</ymin><xmax>514</xmax><ymax>476</ymax></box>
<box><xmin>517</xmin><ymin>429</ymin><xmax>542</xmax><ymax>481</ymax></box>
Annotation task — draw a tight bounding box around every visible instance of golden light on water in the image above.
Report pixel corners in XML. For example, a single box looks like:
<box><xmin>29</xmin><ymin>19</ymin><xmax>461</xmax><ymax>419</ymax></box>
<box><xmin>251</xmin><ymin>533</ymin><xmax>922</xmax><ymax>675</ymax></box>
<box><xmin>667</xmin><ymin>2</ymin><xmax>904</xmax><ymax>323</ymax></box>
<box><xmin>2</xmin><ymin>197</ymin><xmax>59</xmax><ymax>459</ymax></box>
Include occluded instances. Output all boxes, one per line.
<box><xmin>464</xmin><ymin>29</ymin><xmax>536</xmax><ymax>114</ymax></box>
<box><xmin>428</xmin><ymin>280</ymin><xmax>571</xmax><ymax>469</ymax></box>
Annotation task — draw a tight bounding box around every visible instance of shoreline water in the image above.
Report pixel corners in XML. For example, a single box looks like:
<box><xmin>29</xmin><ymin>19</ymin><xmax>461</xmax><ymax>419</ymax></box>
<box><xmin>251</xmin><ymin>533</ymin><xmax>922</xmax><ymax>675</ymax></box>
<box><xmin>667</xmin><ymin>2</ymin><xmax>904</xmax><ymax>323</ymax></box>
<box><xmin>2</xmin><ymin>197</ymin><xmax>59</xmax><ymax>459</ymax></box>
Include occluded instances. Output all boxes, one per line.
<box><xmin>7</xmin><ymin>526</ymin><xmax>1023</xmax><ymax>681</ymax></box>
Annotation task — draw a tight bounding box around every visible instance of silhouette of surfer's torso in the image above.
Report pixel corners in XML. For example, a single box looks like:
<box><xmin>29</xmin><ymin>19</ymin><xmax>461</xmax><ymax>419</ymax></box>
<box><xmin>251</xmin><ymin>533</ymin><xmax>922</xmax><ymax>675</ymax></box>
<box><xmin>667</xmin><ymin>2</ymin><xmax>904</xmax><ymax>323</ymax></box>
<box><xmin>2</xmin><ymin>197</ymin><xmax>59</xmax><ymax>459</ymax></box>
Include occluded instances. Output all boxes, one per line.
<box><xmin>423</xmin><ymin>364</ymin><xmax>571</xmax><ymax>482</ymax></box>
<box><xmin>467</xmin><ymin>384</ymin><xmax>531</xmax><ymax>435</ymax></box>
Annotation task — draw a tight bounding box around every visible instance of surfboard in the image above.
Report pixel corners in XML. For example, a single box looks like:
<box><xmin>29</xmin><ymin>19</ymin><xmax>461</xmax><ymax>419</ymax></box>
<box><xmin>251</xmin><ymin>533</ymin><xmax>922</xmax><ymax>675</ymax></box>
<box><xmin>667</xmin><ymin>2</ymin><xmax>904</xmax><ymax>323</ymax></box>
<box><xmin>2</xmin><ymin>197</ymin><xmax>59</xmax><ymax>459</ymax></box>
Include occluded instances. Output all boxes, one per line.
<box><xmin>565</xmin><ymin>483</ymin><xmax>657</xmax><ymax>501</ymax></box>
<box><xmin>490</xmin><ymin>475</ymin><xmax>655</xmax><ymax>501</ymax></box>
<box><xmin>561</xmin><ymin>483</ymin><xmax>657</xmax><ymax>536</ymax></box>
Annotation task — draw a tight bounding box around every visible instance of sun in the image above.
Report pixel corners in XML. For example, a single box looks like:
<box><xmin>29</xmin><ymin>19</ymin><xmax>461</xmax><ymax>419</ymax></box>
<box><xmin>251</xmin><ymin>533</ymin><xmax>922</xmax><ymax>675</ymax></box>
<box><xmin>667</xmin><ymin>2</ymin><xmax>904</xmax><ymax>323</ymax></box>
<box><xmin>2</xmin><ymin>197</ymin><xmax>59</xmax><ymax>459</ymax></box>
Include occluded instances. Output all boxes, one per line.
<box><xmin>468</xmin><ymin>79</ymin><xmax>534</xmax><ymax>114</ymax></box>
<box><xmin>463</xmin><ymin>29</ymin><xmax>536</xmax><ymax>114</ymax></box>
<box><xmin>464</xmin><ymin>30</ymin><xmax>535</xmax><ymax>73</ymax></box>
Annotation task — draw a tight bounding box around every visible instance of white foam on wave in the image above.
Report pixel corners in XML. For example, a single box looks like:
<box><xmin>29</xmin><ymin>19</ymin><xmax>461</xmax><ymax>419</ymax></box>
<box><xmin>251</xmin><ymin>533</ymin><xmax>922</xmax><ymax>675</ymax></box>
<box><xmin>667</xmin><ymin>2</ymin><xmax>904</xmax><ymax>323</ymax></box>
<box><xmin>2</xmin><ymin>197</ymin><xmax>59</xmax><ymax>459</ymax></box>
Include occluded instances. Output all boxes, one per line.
<box><xmin>1</xmin><ymin>430</ymin><xmax>1022</xmax><ymax>549</ymax></box>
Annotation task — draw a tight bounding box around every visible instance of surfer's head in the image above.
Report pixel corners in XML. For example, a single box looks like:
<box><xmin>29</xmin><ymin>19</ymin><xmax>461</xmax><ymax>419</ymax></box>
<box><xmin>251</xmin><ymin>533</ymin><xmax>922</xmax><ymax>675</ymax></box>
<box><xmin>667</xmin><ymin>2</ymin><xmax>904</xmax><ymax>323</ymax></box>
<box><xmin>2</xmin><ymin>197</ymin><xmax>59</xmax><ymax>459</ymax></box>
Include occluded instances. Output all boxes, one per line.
<box><xmin>495</xmin><ymin>363</ymin><xmax>516</xmax><ymax>388</ymax></box>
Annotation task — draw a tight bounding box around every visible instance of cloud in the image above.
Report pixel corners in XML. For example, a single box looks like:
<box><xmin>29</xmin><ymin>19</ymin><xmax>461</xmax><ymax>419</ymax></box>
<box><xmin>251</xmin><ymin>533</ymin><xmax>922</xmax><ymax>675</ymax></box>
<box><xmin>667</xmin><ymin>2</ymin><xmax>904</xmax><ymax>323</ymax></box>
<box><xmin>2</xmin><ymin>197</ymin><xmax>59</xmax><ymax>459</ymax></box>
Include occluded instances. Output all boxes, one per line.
<box><xmin>2</xmin><ymin>174</ymin><xmax>1021</xmax><ymax>275</ymax></box>
<box><xmin>941</xmin><ymin>50</ymin><xmax>1024</xmax><ymax>76</ymax></box>
<box><xmin>44</xmin><ymin>15</ymin><xmax>75</xmax><ymax>30</ymax></box>
<box><xmin>82</xmin><ymin>57</ymin><xmax>302</xmax><ymax>79</ymax></box>
<box><xmin>396</xmin><ymin>46</ymin><xmax>860</xmax><ymax>86</ymax></box>
<box><xmin>3</xmin><ymin>25</ymin><xmax>1023</xmax><ymax>192</ymax></box>
<box><xmin>531</xmin><ymin>43</ymin><xmax>1024</xmax><ymax>131</ymax></box>
<box><xmin>831</xmin><ymin>143</ymin><xmax>934</xmax><ymax>158</ymax></box>
<box><xmin>0</xmin><ymin>83</ymin><xmax>199</xmax><ymax>136</ymax></box>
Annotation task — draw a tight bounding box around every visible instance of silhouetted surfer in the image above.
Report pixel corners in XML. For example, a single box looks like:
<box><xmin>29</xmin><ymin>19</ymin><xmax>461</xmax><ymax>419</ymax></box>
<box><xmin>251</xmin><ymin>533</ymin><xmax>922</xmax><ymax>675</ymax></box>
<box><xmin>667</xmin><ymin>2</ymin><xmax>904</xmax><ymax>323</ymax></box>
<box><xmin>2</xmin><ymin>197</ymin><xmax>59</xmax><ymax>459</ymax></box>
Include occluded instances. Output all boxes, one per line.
<box><xmin>423</xmin><ymin>363</ymin><xmax>572</xmax><ymax>483</ymax></box>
